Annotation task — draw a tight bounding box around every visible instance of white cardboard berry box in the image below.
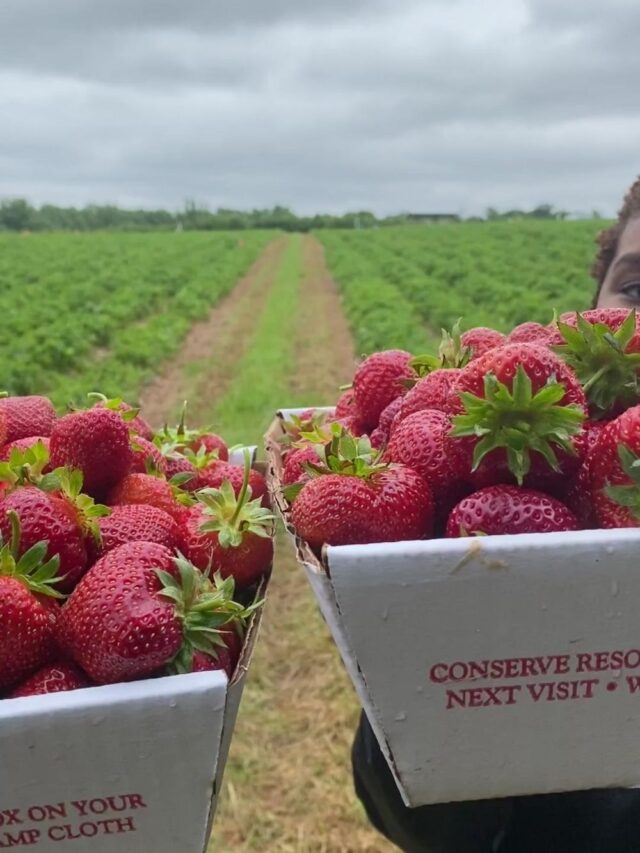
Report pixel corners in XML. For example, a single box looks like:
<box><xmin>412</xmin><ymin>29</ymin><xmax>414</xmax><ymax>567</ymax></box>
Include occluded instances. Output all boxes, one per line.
<box><xmin>267</xmin><ymin>409</ymin><xmax>640</xmax><ymax>807</ymax></box>
<box><xmin>0</xmin><ymin>448</ymin><xmax>268</xmax><ymax>852</ymax></box>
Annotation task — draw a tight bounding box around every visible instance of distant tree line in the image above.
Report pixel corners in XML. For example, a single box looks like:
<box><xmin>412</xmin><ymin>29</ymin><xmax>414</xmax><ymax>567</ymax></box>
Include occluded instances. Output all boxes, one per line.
<box><xmin>0</xmin><ymin>198</ymin><xmax>596</xmax><ymax>233</ymax></box>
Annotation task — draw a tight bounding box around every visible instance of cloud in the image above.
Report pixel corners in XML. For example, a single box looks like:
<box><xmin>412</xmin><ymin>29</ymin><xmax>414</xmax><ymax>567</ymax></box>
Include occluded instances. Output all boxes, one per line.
<box><xmin>0</xmin><ymin>0</ymin><xmax>637</xmax><ymax>215</ymax></box>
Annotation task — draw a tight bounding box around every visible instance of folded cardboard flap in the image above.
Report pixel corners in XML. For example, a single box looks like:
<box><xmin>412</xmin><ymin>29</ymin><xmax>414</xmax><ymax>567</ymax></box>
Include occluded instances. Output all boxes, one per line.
<box><xmin>267</xmin><ymin>410</ymin><xmax>640</xmax><ymax>806</ymax></box>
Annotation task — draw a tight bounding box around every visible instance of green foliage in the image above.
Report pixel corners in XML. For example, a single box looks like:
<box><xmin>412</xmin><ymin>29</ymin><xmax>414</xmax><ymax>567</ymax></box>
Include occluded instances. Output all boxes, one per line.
<box><xmin>0</xmin><ymin>231</ymin><xmax>269</xmax><ymax>405</ymax></box>
<box><xmin>318</xmin><ymin>220</ymin><xmax>607</xmax><ymax>354</ymax></box>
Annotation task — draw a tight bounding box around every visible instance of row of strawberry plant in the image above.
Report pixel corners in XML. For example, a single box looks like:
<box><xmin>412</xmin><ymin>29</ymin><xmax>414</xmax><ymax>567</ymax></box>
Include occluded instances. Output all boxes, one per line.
<box><xmin>0</xmin><ymin>231</ymin><xmax>270</xmax><ymax>404</ymax></box>
<box><xmin>318</xmin><ymin>220</ymin><xmax>604</xmax><ymax>352</ymax></box>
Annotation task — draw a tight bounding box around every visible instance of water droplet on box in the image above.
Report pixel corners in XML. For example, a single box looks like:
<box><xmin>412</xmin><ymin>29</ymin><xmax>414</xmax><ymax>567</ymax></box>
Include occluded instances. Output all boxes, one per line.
<box><xmin>611</xmin><ymin>580</ymin><xmax>619</xmax><ymax>597</ymax></box>
<box><xmin>606</xmin><ymin>545</ymin><xmax>615</xmax><ymax>555</ymax></box>
<box><xmin>169</xmin><ymin>700</ymin><xmax>177</xmax><ymax>709</ymax></box>
<box><xmin>395</xmin><ymin>712</ymin><xmax>407</xmax><ymax>722</ymax></box>
<box><xmin>541</xmin><ymin>603</ymin><xmax>548</xmax><ymax>611</ymax></box>
<box><xmin>416</xmin><ymin>685</ymin><xmax>424</xmax><ymax>694</ymax></box>
<box><xmin>380</xmin><ymin>608</ymin><xmax>389</xmax><ymax>621</ymax></box>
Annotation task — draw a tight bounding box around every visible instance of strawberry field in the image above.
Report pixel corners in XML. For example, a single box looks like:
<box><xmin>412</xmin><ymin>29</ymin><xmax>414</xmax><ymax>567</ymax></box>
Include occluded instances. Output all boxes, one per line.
<box><xmin>319</xmin><ymin>220</ymin><xmax>604</xmax><ymax>354</ymax></box>
<box><xmin>0</xmin><ymin>220</ymin><xmax>614</xmax><ymax>852</ymax></box>
<box><xmin>0</xmin><ymin>231</ymin><xmax>269</xmax><ymax>407</ymax></box>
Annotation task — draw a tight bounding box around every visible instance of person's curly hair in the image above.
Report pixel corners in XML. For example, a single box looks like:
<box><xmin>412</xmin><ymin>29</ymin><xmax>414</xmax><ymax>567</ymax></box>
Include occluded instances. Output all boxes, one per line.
<box><xmin>592</xmin><ymin>176</ymin><xmax>640</xmax><ymax>303</ymax></box>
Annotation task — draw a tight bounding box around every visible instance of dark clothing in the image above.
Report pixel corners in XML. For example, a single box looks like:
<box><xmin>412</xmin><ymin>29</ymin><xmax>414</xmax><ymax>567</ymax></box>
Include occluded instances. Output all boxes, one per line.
<box><xmin>352</xmin><ymin>711</ymin><xmax>640</xmax><ymax>853</ymax></box>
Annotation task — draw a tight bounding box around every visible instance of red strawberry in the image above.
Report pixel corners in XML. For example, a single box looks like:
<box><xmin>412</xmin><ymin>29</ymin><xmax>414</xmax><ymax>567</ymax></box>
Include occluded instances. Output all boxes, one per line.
<box><xmin>0</xmin><ymin>396</ymin><xmax>56</xmax><ymax>443</ymax></box>
<box><xmin>163</xmin><ymin>453</ymin><xmax>199</xmax><ymax>491</ymax></box>
<box><xmin>50</xmin><ymin>407</ymin><xmax>133</xmax><ymax>497</ymax></box>
<box><xmin>335</xmin><ymin>390</ymin><xmax>356</xmax><ymax>419</ymax></box>
<box><xmin>370</xmin><ymin>396</ymin><xmax>404</xmax><ymax>449</ymax></box>
<box><xmin>184</xmin><ymin>458</ymin><xmax>274</xmax><ymax>589</ymax></box>
<box><xmin>353</xmin><ymin>350</ymin><xmax>415</xmax><ymax>431</ymax></box>
<box><xmin>90</xmin><ymin>504</ymin><xmax>180</xmax><ymax>562</ymax></box>
<box><xmin>395</xmin><ymin>369</ymin><xmax>461</xmax><ymax>425</ymax></box>
<box><xmin>107</xmin><ymin>473</ymin><xmax>189</xmax><ymax>524</ymax></box>
<box><xmin>561</xmin><ymin>420</ymin><xmax>607</xmax><ymax>527</ymax></box>
<box><xmin>290</xmin><ymin>434</ymin><xmax>433</xmax><ymax>548</ymax></box>
<box><xmin>90</xmin><ymin>394</ymin><xmax>154</xmax><ymax>441</ymax></box>
<box><xmin>191</xmin><ymin>625</ymin><xmax>243</xmax><ymax>678</ymax></box>
<box><xmin>283</xmin><ymin>446</ymin><xmax>321</xmax><ymax>486</ymax></box>
<box><xmin>446</xmin><ymin>486</ymin><xmax>578</xmax><ymax>537</ymax></box>
<box><xmin>589</xmin><ymin>406</ymin><xmax>640</xmax><ymax>527</ymax></box>
<box><xmin>552</xmin><ymin>308</ymin><xmax>640</xmax><ymax>417</ymax></box>
<box><xmin>57</xmin><ymin>543</ymin><xmax>253</xmax><ymax>684</ymax></box>
<box><xmin>292</xmin><ymin>464</ymin><xmax>433</xmax><ymax>550</ymax></box>
<box><xmin>196</xmin><ymin>461</ymin><xmax>268</xmax><ymax>505</ymax></box>
<box><xmin>0</xmin><ymin>476</ymin><xmax>107</xmax><ymax>593</ymax></box>
<box><xmin>460</xmin><ymin>327</ymin><xmax>505</xmax><ymax>359</ymax></box>
<box><xmin>0</xmin><ymin>521</ymin><xmax>63</xmax><ymax>690</ymax></box>
<box><xmin>131</xmin><ymin>436</ymin><xmax>166</xmax><ymax>475</ymax></box>
<box><xmin>449</xmin><ymin>344</ymin><xmax>586</xmax><ymax>489</ymax></box>
<box><xmin>0</xmin><ymin>436</ymin><xmax>50</xmax><ymax>463</ymax></box>
<box><xmin>507</xmin><ymin>322</ymin><xmax>557</xmax><ymax>345</ymax></box>
<box><xmin>186</xmin><ymin>433</ymin><xmax>228</xmax><ymax>461</ymax></box>
<box><xmin>8</xmin><ymin>661</ymin><xmax>90</xmax><ymax>698</ymax></box>
<box><xmin>386</xmin><ymin>410</ymin><xmax>468</xmax><ymax>511</ymax></box>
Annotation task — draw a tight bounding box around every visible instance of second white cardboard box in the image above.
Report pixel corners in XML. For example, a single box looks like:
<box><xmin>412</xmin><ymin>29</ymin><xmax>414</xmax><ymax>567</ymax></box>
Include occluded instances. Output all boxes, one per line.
<box><xmin>267</xmin><ymin>409</ymin><xmax>640</xmax><ymax>807</ymax></box>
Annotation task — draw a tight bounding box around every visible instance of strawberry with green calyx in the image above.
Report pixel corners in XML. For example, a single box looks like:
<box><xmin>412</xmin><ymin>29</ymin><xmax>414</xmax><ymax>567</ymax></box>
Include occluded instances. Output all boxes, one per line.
<box><xmin>0</xmin><ymin>512</ymin><xmax>63</xmax><ymax>690</ymax></box>
<box><xmin>0</xmin><ymin>394</ymin><xmax>57</xmax><ymax>443</ymax></box>
<box><xmin>4</xmin><ymin>468</ymin><xmax>111</xmax><ymax>592</ymax></box>
<box><xmin>163</xmin><ymin>571</ymin><xmax>256</xmax><ymax>676</ymax></box>
<box><xmin>289</xmin><ymin>433</ymin><xmax>434</xmax><ymax>548</ymax></box>
<box><xmin>107</xmin><ymin>471</ymin><xmax>194</xmax><ymax>524</ymax></box>
<box><xmin>449</xmin><ymin>344</ymin><xmax>586</xmax><ymax>488</ymax></box>
<box><xmin>283</xmin><ymin>446</ymin><xmax>323</xmax><ymax>487</ymax></box>
<box><xmin>552</xmin><ymin>309</ymin><xmax>640</xmax><ymax>418</ymax></box>
<box><xmin>589</xmin><ymin>406</ymin><xmax>640</xmax><ymax>527</ymax></box>
<box><xmin>446</xmin><ymin>485</ymin><xmax>579</xmax><ymax>537</ymax></box>
<box><xmin>279</xmin><ymin>409</ymin><xmax>330</xmax><ymax>451</ymax></box>
<box><xmin>157</xmin><ymin>402</ymin><xmax>228</xmax><ymax>461</ymax></box>
<box><xmin>0</xmin><ymin>440</ymin><xmax>51</xmax><ymax>490</ymax></box>
<box><xmin>130</xmin><ymin>435</ymin><xmax>167</xmax><ymax>475</ymax></box>
<box><xmin>57</xmin><ymin>542</ymin><xmax>258</xmax><ymax>684</ymax></box>
<box><xmin>8</xmin><ymin>661</ymin><xmax>91</xmax><ymax>698</ymax></box>
<box><xmin>196</xmin><ymin>460</ymin><xmax>269</xmax><ymax>506</ymax></box>
<box><xmin>190</xmin><ymin>624</ymin><xmax>243</xmax><ymax>678</ymax></box>
<box><xmin>88</xmin><ymin>392</ymin><xmax>154</xmax><ymax>441</ymax></box>
<box><xmin>50</xmin><ymin>406</ymin><xmax>134</xmax><ymax>497</ymax></box>
<box><xmin>410</xmin><ymin>320</ymin><xmax>477</xmax><ymax>378</ymax></box>
<box><xmin>184</xmin><ymin>452</ymin><xmax>274</xmax><ymax>589</ymax></box>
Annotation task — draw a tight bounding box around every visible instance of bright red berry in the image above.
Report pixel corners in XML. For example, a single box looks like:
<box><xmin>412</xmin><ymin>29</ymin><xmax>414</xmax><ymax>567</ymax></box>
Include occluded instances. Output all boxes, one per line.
<box><xmin>460</xmin><ymin>327</ymin><xmax>505</xmax><ymax>359</ymax></box>
<box><xmin>50</xmin><ymin>408</ymin><xmax>133</xmax><ymax>497</ymax></box>
<box><xmin>0</xmin><ymin>396</ymin><xmax>56</xmax><ymax>443</ymax></box>
<box><xmin>89</xmin><ymin>504</ymin><xmax>181</xmax><ymax>562</ymax></box>
<box><xmin>446</xmin><ymin>485</ymin><xmax>579</xmax><ymax>537</ymax></box>
<box><xmin>353</xmin><ymin>350</ymin><xmax>415</xmax><ymax>431</ymax></box>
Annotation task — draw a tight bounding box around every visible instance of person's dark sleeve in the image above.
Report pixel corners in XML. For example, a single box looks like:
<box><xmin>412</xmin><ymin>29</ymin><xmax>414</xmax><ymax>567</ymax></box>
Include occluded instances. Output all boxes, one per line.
<box><xmin>353</xmin><ymin>709</ymin><xmax>640</xmax><ymax>853</ymax></box>
<box><xmin>351</xmin><ymin>711</ymin><xmax>512</xmax><ymax>852</ymax></box>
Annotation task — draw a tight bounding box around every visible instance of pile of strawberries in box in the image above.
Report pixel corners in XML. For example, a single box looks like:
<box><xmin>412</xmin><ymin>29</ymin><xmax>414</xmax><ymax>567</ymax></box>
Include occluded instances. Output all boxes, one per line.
<box><xmin>279</xmin><ymin>309</ymin><xmax>640</xmax><ymax>549</ymax></box>
<box><xmin>0</xmin><ymin>395</ymin><xmax>272</xmax><ymax>700</ymax></box>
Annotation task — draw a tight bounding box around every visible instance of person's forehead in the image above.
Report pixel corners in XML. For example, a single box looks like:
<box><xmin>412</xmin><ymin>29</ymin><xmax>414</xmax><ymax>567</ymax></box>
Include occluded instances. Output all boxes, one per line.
<box><xmin>616</xmin><ymin>217</ymin><xmax>640</xmax><ymax>257</ymax></box>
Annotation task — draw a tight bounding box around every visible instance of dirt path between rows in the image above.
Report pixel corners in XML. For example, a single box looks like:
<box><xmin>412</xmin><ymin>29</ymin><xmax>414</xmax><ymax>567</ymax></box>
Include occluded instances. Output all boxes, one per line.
<box><xmin>138</xmin><ymin>236</ymin><xmax>287</xmax><ymax>427</ymax></box>
<box><xmin>289</xmin><ymin>235</ymin><xmax>357</xmax><ymax>401</ymax></box>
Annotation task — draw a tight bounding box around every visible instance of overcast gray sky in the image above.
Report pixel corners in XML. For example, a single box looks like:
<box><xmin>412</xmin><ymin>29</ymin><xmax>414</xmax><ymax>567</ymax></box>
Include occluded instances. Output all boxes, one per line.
<box><xmin>0</xmin><ymin>0</ymin><xmax>638</xmax><ymax>216</ymax></box>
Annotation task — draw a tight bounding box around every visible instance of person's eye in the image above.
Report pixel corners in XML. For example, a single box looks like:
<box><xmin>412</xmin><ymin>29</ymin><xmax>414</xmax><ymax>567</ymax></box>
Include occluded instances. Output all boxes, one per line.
<box><xmin>619</xmin><ymin>281</ymin><xmax>640</xmax><ymax>301</ymax></box>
